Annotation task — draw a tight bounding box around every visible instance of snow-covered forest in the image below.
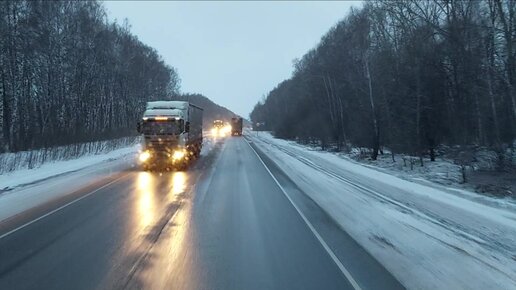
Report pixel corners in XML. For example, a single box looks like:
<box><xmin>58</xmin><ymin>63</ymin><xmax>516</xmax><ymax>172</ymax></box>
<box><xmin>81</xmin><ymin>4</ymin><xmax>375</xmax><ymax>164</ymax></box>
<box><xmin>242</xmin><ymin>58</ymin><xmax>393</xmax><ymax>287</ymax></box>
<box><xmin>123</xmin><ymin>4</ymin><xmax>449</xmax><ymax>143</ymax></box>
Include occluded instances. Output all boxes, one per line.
<box><xmin>0</xmin><ymin>1</ymin><xmax>180</xmax><ymax>152</ymax></box>
<box><xmin>251</xmin><ymin>1</ymin><xmax>516</xmax><ymax>165</ymax></box>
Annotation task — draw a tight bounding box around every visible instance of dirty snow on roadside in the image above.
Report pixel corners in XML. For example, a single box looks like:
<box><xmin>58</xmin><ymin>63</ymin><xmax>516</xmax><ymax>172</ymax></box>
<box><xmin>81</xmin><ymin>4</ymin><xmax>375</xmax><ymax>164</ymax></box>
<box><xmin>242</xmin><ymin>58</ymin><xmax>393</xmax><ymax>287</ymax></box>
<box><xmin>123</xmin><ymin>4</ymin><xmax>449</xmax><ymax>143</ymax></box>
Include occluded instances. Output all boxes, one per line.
<box><xmin>249</xmin><ymin>132</ymin><xmax>516</xmax><ymax>290</ymax></box>
<box><xmin>343</xmin><ymin>145</ymin><xmax>516</xmax><ymax>199</ymax></box>
<box><xmin>0</xmin><ymin>145</ymin><xmax>140</xmax><ymax>191</ymax></box>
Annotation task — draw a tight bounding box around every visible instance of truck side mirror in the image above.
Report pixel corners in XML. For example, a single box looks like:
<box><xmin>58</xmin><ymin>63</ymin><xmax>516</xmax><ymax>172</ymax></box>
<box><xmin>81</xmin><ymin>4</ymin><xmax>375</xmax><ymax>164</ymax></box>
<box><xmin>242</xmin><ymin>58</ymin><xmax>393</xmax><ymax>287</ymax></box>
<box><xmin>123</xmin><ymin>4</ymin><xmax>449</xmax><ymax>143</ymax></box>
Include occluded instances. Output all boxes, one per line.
<box><xmin>136</xmin><ymin>122</ymin><xmax>141</xmax><ymax>133</ymax></box>
<box><xmin>185</xmin><ymin>121</ymin><xmax>190</xmax><ymax>133</ymax></box>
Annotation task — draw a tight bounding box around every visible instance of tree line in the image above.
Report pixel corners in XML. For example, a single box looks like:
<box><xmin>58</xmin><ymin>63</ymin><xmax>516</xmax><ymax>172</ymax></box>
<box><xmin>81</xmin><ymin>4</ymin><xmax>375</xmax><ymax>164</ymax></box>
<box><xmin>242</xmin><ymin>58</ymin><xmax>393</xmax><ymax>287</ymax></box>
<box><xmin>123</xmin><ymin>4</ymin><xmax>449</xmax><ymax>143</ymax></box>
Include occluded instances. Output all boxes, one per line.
<box><xmin>251</xmin><ymin>0</ymin><xmax>516</xmax><ymax>161</ymax></box>
<box><xmin>175</xmin><ymin>93</ymin><xmax>239</xmax><ymax>129</ymax></box>
<box><xmin>0</xmin><ymin>0</ymin><xmax>180</xmax><ymax>153</ymax></box>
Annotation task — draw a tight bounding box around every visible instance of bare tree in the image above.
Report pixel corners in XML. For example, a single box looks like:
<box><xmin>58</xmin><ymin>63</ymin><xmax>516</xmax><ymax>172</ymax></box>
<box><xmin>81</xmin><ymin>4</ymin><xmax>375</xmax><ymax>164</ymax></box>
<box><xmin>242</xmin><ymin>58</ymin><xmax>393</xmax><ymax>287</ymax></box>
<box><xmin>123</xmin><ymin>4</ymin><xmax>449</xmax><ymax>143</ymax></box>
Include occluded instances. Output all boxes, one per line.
<box><xmin>251</xmin><ymin>0</ymin><xmax>516</xmax><ymax>162</ymax></box>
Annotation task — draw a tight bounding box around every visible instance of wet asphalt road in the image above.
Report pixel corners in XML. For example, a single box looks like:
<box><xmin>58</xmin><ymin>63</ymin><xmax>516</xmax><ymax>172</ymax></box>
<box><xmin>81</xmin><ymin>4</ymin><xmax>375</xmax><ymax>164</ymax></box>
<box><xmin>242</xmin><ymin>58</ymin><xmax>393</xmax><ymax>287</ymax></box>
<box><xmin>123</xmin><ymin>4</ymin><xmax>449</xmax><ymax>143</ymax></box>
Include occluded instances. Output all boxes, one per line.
<box><xmin>0</xmin><ymin>137</ymin><xmax>403</xmax><ymax>290</ymax></box>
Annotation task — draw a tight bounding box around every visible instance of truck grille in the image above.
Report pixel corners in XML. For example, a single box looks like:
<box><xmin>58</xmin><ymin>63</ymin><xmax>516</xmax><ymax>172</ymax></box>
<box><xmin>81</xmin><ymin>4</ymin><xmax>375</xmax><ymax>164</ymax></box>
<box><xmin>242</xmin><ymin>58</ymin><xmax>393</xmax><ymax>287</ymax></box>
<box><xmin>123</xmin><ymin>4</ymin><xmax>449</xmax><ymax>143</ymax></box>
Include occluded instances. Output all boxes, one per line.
<box><xmin>144</xmin><ymin>136</ymin><xmax>178</xmax><ymax>151</ymax></box>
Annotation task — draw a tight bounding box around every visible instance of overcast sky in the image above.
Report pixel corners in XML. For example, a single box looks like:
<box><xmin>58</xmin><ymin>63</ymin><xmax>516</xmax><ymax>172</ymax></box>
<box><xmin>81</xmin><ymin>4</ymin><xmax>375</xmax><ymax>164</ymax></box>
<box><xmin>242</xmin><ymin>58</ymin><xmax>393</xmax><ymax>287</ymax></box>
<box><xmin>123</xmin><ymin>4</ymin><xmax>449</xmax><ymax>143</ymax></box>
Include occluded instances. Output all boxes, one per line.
<box><xmin>104</xmin><ymin>1</ymin><xmax>361</xmax><ymax>117</ymax></box>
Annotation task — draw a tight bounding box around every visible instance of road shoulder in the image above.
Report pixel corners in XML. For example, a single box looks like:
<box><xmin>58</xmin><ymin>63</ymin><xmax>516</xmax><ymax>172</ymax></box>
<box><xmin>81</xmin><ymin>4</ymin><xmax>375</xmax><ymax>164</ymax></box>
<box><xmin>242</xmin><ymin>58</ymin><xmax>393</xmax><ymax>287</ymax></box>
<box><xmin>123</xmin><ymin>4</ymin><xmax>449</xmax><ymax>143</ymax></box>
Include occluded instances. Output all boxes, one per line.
<box><xmin>245</xmin><ymin>137</ymin><xmax>405</xmax><ymax>290</ymax></box>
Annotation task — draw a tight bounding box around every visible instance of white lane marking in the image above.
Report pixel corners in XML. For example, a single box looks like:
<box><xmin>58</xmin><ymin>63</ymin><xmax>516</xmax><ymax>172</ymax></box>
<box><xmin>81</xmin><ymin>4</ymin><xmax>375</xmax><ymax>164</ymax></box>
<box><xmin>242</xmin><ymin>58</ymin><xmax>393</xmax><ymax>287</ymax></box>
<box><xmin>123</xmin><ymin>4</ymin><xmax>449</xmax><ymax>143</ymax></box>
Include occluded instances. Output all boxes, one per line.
<box><xmin>244</xmin><ymin>138</ymin><xmax>363</xmax><ymax>290</ymax></box>
<box><xmin>0</xmin><ymin>174</ymin><xmax>127</xmax><ymax>240</ymax></box>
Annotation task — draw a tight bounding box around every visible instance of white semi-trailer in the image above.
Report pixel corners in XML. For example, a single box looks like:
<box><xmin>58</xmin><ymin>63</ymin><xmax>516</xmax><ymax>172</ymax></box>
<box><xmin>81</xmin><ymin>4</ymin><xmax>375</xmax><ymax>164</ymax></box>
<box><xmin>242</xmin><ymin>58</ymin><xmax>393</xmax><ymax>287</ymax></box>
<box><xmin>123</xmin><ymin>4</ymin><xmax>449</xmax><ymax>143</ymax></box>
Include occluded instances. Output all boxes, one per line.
<box><xmin>137</xmin><ymin>101</ymin><xmax>203</xmax><ymax>170</ymax></box>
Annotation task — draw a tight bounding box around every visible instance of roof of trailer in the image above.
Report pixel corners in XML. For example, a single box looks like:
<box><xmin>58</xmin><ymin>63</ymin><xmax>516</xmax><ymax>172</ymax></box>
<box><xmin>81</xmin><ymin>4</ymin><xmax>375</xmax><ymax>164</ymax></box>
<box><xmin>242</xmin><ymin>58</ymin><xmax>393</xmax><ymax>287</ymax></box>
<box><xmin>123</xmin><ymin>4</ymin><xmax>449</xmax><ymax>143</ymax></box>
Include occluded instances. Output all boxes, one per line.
<box><xmin>146</xmin><ymin>101</ymin><xmax>188</xmax><ymax>110</ymax></box>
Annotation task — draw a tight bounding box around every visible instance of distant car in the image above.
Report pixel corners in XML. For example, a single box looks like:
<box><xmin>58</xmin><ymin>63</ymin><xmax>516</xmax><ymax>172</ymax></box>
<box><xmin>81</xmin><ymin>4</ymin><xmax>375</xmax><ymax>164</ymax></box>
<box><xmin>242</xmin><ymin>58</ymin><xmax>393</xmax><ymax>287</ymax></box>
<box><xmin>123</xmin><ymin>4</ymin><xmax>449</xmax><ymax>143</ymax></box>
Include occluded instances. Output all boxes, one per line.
<box><xmin>211</xmin><ymin>119</ymin><xmax>231</xmax><ymax>137</ymax></box>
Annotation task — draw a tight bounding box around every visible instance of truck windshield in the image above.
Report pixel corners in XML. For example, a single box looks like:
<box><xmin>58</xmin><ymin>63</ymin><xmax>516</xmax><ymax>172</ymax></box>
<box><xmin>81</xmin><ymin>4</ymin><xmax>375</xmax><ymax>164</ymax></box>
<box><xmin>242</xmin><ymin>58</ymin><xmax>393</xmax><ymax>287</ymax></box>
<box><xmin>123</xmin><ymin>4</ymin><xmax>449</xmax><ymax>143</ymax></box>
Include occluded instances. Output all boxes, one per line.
<box><xmin>141</xmin><ymin>119</ymin><xmax>183</xmax><ymax>135</ymax></box>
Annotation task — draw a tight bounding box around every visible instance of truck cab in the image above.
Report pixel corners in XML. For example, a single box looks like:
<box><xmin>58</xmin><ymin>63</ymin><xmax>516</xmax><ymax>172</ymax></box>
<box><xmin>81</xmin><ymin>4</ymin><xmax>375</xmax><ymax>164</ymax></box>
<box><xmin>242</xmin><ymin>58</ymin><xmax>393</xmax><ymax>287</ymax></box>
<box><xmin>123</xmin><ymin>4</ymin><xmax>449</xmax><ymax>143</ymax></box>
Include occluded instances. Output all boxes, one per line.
<box><xmin>137</xmin><ymin>101</ymin><xmax>203</xmax><ymax>170</ymax></box>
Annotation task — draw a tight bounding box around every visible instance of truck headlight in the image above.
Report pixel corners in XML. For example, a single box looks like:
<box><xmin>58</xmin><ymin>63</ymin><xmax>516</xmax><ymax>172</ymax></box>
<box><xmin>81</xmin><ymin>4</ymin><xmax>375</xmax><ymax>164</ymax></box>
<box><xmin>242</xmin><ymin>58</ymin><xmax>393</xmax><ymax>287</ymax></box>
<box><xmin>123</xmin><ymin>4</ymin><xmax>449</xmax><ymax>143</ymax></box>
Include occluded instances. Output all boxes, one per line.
<box><xmin>172</xmin><ymin>150</ymin><xmax>186</xmax><ymax>160</ymax></box>
<box><xmin>139</xmin><ymin>151</ymin><xmax>151</xmax><ymax>162</ymax></box>
<box><xmin>223</xmin><ymin>125</ymin><xmax>232</xmax><ymax>133</ymax></box>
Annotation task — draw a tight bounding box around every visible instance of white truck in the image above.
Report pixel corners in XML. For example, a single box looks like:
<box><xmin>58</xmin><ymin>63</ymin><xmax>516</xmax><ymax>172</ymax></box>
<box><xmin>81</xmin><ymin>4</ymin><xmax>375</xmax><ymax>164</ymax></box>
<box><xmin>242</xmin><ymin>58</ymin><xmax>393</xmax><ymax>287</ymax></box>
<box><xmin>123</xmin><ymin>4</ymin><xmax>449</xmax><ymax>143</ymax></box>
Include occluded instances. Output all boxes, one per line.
<box><xmin>137</xmin><ymin>101</ymin><xmax>203</xmax><ymax>170</ymax></box>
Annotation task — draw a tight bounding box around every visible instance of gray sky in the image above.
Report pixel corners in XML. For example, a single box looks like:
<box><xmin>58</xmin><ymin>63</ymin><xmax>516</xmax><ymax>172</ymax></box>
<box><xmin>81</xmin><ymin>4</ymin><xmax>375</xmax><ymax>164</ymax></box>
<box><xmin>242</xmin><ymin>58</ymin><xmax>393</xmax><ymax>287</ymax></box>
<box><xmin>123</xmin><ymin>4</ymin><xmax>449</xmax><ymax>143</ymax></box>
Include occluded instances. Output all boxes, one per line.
<box><xmin>104</xmin><ymin>1</ymin><xmax>361</xmax><ymax>117</ymax></box>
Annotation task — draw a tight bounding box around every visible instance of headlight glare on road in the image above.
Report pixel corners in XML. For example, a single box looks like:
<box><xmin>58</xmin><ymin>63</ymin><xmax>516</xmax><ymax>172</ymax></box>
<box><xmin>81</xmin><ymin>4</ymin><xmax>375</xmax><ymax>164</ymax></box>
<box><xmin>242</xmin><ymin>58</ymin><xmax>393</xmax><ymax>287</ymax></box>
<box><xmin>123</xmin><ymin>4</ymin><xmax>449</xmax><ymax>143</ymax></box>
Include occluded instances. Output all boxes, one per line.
<box><xmin>139</xmin><ymin>151</ymin><xmax>151</xmax><ymax>162</ymax></box>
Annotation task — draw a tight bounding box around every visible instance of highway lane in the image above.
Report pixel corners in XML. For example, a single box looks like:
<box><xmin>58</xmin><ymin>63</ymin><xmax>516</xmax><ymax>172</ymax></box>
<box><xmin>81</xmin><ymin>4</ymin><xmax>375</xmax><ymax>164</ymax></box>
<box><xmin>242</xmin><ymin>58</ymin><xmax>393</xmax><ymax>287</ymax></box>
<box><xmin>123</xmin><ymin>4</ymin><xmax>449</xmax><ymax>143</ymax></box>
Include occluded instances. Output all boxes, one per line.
<box><xmin>0</xmin><ymin>136</ymin><xmax>402</xmax><ymax>290</ymax></box>
<box><xmin>0</xmin><ymin>140</ymin><xmax>221</xmax><ymax>290</ymax></box>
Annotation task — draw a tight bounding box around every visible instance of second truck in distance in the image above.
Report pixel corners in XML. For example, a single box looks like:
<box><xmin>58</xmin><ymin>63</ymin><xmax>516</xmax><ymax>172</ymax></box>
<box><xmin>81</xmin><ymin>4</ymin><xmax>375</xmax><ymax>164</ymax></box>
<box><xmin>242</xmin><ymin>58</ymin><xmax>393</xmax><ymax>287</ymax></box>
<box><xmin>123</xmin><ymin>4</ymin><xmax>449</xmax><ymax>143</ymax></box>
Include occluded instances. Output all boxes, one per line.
<box><xmin>231</xmin><ymin>117</ymin><xmax>243</xmax><ymax>136</ymax></box>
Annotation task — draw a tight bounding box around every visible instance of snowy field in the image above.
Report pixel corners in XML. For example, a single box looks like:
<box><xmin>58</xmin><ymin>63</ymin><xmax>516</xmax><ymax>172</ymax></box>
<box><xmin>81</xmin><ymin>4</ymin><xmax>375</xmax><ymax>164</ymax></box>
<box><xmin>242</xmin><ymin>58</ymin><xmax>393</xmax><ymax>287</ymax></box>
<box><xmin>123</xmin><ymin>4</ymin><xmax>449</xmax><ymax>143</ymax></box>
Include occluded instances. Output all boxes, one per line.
<box><xmin>249</xmin><ymin>132</ymin><xmax>516</xmax><ymax>290</ymax></box>
<box><xmin>0</xmin><ymin>144</ymin><xmax>140</xmax><ymax>191</ymax></box>
<box><xmin>0</xmin><ymin>137</ymin><xmax>140</xmax><ymax>174</ymax></box>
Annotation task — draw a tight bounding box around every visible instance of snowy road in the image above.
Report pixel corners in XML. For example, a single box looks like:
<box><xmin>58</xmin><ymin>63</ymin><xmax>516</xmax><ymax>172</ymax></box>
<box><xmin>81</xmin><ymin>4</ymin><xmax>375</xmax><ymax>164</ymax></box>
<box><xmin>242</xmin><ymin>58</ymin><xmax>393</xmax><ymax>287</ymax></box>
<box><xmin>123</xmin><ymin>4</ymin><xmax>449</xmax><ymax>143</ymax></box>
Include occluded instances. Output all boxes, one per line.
<box><xmin>0</xmin><ymin>137</ymin><xmax>402</xmax><ymax>290</ymax></box>
<box><xmin>249</xmin><ymin>133</ymin><xmax>516</xmax><ymax>290</ymax></box>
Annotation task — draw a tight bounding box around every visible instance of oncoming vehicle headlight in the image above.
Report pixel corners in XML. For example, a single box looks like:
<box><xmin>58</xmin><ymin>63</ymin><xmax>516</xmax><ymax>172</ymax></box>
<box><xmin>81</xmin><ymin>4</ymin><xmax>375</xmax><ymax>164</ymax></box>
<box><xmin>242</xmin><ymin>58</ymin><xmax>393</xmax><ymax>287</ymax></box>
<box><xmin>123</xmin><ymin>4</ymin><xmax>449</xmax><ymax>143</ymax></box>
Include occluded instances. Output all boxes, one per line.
<box><xmin>223</xmin><ymin>125</ymin><xmax>232</xmax><ymax>134</ymax></box>
<box><xmin>139</xmin><ymin>151</ymin><xmax>151</xmax><ymax>162</ymax></box>
<box><xmin>172</xmin><ymin>150</ymin><xmax>186</xmax><ymax>160</ymax></box>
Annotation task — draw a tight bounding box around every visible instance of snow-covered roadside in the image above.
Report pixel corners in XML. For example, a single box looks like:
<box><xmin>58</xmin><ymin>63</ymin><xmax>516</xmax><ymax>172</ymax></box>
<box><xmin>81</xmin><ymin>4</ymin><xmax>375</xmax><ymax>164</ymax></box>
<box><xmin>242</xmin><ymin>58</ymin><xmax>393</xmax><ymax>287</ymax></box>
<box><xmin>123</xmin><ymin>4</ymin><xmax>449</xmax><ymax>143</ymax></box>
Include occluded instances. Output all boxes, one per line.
<box><xmin>0</xmin><ymin>145</ymin><xmax>140</xmax><ymax>191</ymax></box>
<box><xmin>266</xmin><ymin>135</ymin><xmax>515</xmax><ymax>200</ymax></box>
<box><xmin>250</xmin><ymin>132</ymin><xmax>516</xmax><ymax>290</ymax></box>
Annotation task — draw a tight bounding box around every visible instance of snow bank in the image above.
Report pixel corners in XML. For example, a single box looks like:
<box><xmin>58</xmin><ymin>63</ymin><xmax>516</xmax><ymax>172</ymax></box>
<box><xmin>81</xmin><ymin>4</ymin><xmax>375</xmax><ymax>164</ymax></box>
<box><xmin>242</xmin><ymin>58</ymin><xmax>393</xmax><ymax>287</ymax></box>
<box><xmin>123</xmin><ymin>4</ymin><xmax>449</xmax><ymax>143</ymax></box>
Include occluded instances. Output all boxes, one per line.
<box><xmin>0</xmin><ymin>144</ymin><xmax>140</xmax><ymax>191</ymax></box>
<box><xmin>250</xmin><ymin>132</ymin><xmax>516</xmax><ymax>290</ymax></box>
<box><xmin>0</xmin><ymin>137</ymin><xmax>140</xmax><ymax>174</ymax></box>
